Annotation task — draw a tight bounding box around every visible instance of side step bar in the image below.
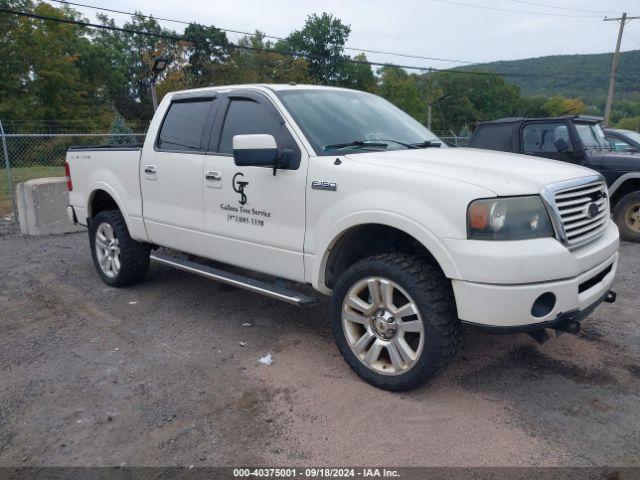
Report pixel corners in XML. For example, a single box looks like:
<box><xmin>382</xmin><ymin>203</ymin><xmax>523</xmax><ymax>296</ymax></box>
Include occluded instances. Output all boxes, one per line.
<box><xmin>150</xmin><ymin>252</ymin><xmax>318</xmax><ymax>307</ymax></box>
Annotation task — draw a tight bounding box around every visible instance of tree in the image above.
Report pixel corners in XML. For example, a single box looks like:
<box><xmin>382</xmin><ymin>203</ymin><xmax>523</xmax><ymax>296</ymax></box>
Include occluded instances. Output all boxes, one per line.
<box><xmin>339</xmin><ymin>53</ymin><xmax>376</xmax><ymax>92</ymax></box>
<box><xmin>183</xmin><ymin>23</ymin><xmax>229</xmax><ymax>85</ymax></box>
<box><xmin>543</xmin><ymin>96</ymin><xmax>587</xmax><ymax>116</ymax></box>
<box><xmin>0</xmin><ymin>0</ymin><xmax>112</xmax><ymax>129</ymax></box>
<box><xmin>421</xmin><ymin>71</ymin><xmax>523</xmax><ymax>132</ymax></box>
<box><xmin>208</xmin><ymin>33</ymin><xmax>312</xmax><ymax>86</ymax></box>
<box><xmin>107</xmin><ymin>112</ymin><xmax>136</xmax><ymax>144</ymax></box>
<box><xmin>277</xmin><ymin>12</ymin><xmax>351</xmax><ymax>85</ymax></box>
<box><xmin>519</xmin><ymin>96</ymin><xmax>548</xmax><ymax>117</ymax></box>
<box><xmin>91</xmin><ymin>13</ymin><xmax>182</xmax><ymax>123</ymax></box>
<box><xmin>614</xmin><ymin>116</ymin><xmax>640</xmax><ymax>131</ymax></box>
<box><xmin>377</xmin><ymin>67</ymin><xmax>426</xmax><ymax>121</ymax></box>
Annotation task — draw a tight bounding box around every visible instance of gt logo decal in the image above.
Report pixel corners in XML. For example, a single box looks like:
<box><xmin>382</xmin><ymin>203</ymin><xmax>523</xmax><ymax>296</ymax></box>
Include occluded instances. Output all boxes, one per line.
<box><xmin>233</xmin><ymin>172</ymin><xmax>249</xmax><ymax>205</ymax></box>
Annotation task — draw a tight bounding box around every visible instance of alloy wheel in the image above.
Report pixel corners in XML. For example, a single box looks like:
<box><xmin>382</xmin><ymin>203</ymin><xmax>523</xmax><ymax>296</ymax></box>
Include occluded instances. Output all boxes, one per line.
<box><xmin>342</xmin><ymin>277</ymin><xmax>425</xmax><ymax>375</ymax></box>
<box><xmin>95</xmin><ymin>222</ymin><xmax>121</xmax><ymax>278</ymax></box>
<box><xmin>625</xmin><ymin>203</ymin><xmax>640</xmax><ymax>233</ymax></box>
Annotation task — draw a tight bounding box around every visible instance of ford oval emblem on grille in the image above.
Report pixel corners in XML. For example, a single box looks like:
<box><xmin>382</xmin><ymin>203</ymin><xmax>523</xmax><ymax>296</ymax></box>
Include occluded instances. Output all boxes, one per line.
<box><xmin>586</xmin><ymin>202</ymin><xmax>600</xmax><ymax>219</ymax></box>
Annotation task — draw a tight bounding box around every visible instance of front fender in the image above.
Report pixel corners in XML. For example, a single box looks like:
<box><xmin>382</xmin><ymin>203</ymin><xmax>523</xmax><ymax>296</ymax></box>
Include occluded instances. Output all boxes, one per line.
<box><xmin>310</xmin><ymin>210</ymin><xmax>462</xmax><ymax>294</ymax></box>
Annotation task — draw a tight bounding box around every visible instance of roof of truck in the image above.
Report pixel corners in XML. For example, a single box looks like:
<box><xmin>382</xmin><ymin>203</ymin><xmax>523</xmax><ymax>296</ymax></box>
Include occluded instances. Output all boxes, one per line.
<box><xmin>477</xmin><ymin>114</ymin><xmax>604</xmax><ymax>126</ymax></box>
<box><xmin>168</xmin><ymin>84</ymin><xmax>354</xmax><ymax>96</ymax></box>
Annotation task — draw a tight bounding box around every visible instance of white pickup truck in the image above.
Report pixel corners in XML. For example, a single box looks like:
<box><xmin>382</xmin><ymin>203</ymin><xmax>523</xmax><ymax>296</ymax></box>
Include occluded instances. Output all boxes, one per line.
<box><xmin>66</xmin><ymin>84</ymin><xmax>619</xmax><ymax>391</ymax></box>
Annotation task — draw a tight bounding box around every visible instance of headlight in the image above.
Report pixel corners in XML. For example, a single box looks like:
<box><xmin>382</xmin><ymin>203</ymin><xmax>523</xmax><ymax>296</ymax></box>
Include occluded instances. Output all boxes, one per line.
<box><xmin>467</xmin><ymin>196</ymin><xmax>554</xmax><ymax>240</ymax></box>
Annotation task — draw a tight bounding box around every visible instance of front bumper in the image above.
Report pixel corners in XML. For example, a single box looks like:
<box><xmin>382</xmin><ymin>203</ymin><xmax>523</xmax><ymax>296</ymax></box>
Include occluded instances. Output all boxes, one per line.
<box><xmin>451</xmin><ymin>251</ymin><xmax>618</xmax><ymax>329</ymax></box>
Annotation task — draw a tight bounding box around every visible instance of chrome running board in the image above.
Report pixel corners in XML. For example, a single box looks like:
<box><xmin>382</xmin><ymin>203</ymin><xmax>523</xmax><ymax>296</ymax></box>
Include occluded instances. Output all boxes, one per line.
<box><xmin>150</xmin><ymin>252</ymin><xmax>317</xmax><ymax>307</ymax></box>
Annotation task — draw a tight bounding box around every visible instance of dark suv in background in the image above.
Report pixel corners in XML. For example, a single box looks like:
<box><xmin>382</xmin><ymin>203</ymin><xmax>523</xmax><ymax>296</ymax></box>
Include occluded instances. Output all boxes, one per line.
<box><xmin>468</xmin><ymin>115</ymin><xmax>640</xmax><ymax>242</ymax></box>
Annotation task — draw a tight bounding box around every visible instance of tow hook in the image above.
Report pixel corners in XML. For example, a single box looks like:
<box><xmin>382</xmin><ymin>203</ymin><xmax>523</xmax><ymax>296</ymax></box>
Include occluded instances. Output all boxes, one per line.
<box><xmin>604</xmin><ymin>290</ymin><xmax>617</xmax><ymax>304</ymax></box>
<box><xmin>552</xmin><ymin>319</ymin><xmax>581</xmax><ymax>335</ymax></box>
<box><xmin>529</xmin><ymin>318</ymin><xmax>581</xmax><ymax>344</ymax></box>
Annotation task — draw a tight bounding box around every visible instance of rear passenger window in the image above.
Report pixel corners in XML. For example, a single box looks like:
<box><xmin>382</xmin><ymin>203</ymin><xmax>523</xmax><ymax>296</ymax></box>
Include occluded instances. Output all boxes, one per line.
<box><xmin>157</xmin><ymin>99</ymin><xmax>213</xmax><ymax>152</ymax></box>
<box><xmin>219</xmin><ymin>99</ymin><xmax>282</xmax><ymax>154</ymax></box>
<box><xmin>522</xmin><ymin>123</ymin><xmax>571</xmax><ymax>152</ymax></box>
<box><xmin>469</xmin><ymin>124</ymin><xmax>514</xmax><ymax>151</ymax></box>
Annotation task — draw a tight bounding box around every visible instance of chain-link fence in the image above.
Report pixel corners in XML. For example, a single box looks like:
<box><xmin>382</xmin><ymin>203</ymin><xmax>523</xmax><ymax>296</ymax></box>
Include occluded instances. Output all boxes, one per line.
<box><xmin>438</xmin><ymin>134</ymin><xmax>470</xmax><ymax>147</ymax></box>
<box><xmin>0</xmin><ymin>124</ymin><xmax>146</xmax><ymax>219</ymax></box>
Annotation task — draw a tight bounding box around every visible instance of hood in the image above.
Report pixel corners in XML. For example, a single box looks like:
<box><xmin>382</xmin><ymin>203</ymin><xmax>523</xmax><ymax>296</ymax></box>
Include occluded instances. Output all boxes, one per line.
<box><xmin>346</xmin><ymin>147</ymin><xmax>598</xmax><ymax>196</ymax></box>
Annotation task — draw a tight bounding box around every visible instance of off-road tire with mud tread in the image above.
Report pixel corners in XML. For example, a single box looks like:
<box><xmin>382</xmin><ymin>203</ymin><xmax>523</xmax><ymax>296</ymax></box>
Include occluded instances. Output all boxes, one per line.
<box><xmin>89</xmin><ymin>209</ymin><xmax>151</xmax><ymax>287</ymax></box>
<box><xmin>330</xmin><ymin>252</ymin><xmax>459</xmax><ymax>391</ymax></box>
<box><xmin>613</xmin><ymin>191</ymin><xmax>640</xmax><ymax>243</ymax></box>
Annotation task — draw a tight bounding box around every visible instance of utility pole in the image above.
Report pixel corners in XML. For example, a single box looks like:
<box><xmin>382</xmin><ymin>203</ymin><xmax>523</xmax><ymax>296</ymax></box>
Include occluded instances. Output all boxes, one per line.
<box><xmin>603</xmin><ymin>13</ymin><xmax>640</xmax><ymax>125</ymax></box>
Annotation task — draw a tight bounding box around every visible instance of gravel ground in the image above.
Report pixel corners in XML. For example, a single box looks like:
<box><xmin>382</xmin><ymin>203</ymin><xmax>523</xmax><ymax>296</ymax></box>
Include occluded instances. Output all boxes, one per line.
<box><xmin>0</xmin><ymin>226</ymin><xmax>639</xmax><ymax>467</ymax></box>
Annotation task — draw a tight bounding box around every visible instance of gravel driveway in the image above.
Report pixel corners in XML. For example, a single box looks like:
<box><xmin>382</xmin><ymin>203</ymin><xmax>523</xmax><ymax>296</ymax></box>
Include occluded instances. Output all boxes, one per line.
<box><xmin>1</xmin><ymin>226</ymin><xmax>639</xmax><ymax>467</ymax></box>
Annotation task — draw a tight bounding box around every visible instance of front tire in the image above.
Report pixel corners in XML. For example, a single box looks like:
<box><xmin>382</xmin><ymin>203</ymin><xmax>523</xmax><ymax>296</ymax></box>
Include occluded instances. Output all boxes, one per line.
<box><xmin>89</xmin><ymin>210</ymin><xmax>151</xmax><ymax>287</ymax></box>
<box><xmin>613</xmin><ymin>191</ymin><xmax>640</xmax><ymax>242</ymax></box>
<box><xmin>330</xmin><ymin>253</ymin><xmax>459</xmax><ymax>391</ymax></box>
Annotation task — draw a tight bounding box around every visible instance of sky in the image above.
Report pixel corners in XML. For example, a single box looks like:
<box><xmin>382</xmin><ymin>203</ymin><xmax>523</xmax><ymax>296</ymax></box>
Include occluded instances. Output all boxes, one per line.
<box><xmin>48</xmin><ymin>0</ymin><xmax>640</xmax><ymax>70</ymax></box>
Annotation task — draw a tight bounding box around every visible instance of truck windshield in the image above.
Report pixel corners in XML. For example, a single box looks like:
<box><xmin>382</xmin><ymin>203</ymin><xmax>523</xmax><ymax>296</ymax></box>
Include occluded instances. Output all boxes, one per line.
<box><xmin>575</xmin><ymin>123</ymin><xmax>610</xmax><ymax>150</ymax></box>
<box><xmin>277</xmin><ymin>89</ymin><xmax>444</xmax><ymax>155</ymax></box>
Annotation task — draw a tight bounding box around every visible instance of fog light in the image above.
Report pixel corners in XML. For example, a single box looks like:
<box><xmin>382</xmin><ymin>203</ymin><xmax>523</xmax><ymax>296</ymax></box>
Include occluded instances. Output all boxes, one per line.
<box><xmin>531</xmin><ymin>292</ymin><xmax>556</xmax><ymax>318</ymax></box>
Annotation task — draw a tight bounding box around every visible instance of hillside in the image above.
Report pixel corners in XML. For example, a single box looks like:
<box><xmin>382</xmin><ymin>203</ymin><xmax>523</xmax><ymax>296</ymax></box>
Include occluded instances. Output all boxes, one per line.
<box><xmin>460</xmin><ymin>50</ymin><xmax>640</xmax><ymax>102</ymax></box>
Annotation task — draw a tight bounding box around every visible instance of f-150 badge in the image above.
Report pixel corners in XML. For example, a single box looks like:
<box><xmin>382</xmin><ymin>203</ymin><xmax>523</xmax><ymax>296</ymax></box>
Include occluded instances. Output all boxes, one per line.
<box><xmin>311</xmin><ymin>180</ymin><xmax>337</xmax><ymax>191</ymax></box>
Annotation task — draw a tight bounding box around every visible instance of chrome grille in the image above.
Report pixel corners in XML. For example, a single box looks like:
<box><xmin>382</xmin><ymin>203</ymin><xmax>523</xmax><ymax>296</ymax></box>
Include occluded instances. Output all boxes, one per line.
<box><xmin>552</xmin><ymin>179</ymin><xmax>609</xmax><ymax>249</ymax></box>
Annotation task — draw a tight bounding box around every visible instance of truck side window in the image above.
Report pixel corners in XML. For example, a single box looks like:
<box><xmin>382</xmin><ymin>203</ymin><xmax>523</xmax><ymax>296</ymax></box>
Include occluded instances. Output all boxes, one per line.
<box><xmin>157</xmin><ymin>99</ymin><xmax>213</xmax><ymax>152</ymax></box>
<box><xmin>522</xmin><ymin>123</ymin><xmax>571</xmax><ymax>153</ymax></box>
<box><xmin>219</xmin><ymin>99</ymin><xmax>281</xmax><ymax>154</ymax></box>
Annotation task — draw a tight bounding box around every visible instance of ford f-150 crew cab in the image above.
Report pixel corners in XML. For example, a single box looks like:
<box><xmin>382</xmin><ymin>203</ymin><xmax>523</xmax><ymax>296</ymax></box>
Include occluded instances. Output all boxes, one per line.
<box><xmin>65</xmin><ymin>84</ymin><xmax>619</xmax><ymax>391</ymax></box>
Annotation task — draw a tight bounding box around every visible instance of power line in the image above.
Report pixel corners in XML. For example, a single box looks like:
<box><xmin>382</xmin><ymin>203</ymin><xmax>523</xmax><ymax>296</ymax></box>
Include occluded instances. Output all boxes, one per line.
<box><xmin>430</xmin><ymin>0</ymin><xmax>603</xmax><ymax>18</ymax></box>
<box><xmin>507</xmin><ymin>0</ymin><xmax>631</xmax><ymax>15</ymax></box>
<box><xmin>0</xmin><ymin>7</ymin><xmax>510</xmax><ymax>76</ymax></box>
<box><xmin>0</xmin><ymin>6</ymin><xmax>616</xmax><ymax>81</ymax></box>
<box><xmin>625</xmin><ymin>30</ymin><xmax>640</xmax><ymax>46</ymax></box>
<box><xmin>46</xmin><ymin>0</ymin><xmax>476</xmax><ymax>64</ymax></box>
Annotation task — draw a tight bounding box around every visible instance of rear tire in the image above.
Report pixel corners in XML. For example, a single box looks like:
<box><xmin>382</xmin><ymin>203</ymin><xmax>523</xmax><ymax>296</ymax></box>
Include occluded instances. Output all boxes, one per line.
<box><xmin>613</xmin><ymin>191</ymin><xmax>640</xmax><ymax>242</ymax></box>
<box><xmin>89</xmin><ymin>210</ymin><xmax>151</xmax><ymax>287</ymax></box>
<box><xmin>330</xmin><ymin>253</ymin><xmax>459</xmax><ymax>391</ymax></box>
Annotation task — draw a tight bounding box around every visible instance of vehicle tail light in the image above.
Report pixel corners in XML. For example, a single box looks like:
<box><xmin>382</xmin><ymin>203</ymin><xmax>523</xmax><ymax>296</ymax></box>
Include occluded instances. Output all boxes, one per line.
<box><xmin>65</xmin><ymin>161</ymin><xmax>73</xmax><ymax>191</ymax></box>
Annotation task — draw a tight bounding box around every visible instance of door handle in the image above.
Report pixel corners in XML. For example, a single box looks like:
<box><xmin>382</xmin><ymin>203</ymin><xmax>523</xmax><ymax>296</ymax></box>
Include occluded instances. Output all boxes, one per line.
<box><xmin>206</xmin><ymin>170</ymin><xmax>222</xmax><ymax>181</ymax></box>
<box><xmin>144</xmin><ymin>165</ymin><xmax>157</xmax><ymax>174</ymax></box>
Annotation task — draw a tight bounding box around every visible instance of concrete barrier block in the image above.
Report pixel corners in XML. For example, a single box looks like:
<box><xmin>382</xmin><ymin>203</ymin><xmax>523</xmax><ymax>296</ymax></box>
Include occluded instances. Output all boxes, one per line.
<box><xmin>16</xmin><ymin>177</ymin><xmax>85</xmax><ymax>236</ymax></box>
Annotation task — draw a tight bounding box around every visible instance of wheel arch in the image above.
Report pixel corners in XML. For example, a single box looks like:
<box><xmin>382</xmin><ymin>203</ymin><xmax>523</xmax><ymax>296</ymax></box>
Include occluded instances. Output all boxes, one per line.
<box><xmin>89</xmin><ymin>189</ymin><xmax>119</xmax><ymax>218</ymax></box>
<box><xmin>86</xmin><ymin>185</ymin><xmax>135</xmax><ymax>235</ymax></box>
<box><xmin>609</xmin><ymin>174</ymin><xmax>640</xmax><ymax>208</ymax></box>
<box><xmin>312</xmin><ymin>213</ymin><xmax>461</xmax><ymax>294</ymax></box>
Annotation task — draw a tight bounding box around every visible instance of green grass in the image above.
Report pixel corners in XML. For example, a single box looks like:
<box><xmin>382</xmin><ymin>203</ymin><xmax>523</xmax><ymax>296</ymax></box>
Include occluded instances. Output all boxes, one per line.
<box><xmin>0</xmin><ymin>165</ymin><xmax>65</xmax><ymax>216</ymax></box>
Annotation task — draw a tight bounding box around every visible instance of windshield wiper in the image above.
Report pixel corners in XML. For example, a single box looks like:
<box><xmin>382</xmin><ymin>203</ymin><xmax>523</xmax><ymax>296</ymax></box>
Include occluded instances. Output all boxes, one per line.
<box><xmin>323</xmin><ymin>140</ymin><xmax>389</xmax><ymax>151</ymax></box>
<box><xmin>411</xmin><ymin>140</ymin><xmax>442</xmax><ymax>148</ymax></box>
<box><xmin>324</xmin><ymin>139</ymin><xmax>428</xmax><ymax>151</ymax></box>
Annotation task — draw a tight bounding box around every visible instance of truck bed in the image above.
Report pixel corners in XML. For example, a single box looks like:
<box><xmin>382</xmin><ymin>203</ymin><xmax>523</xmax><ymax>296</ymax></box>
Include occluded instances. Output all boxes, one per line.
<box><xmin>66</xmin><ymin>145</ymin><xmax>145</xmax><ymax>238</ymax></box>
